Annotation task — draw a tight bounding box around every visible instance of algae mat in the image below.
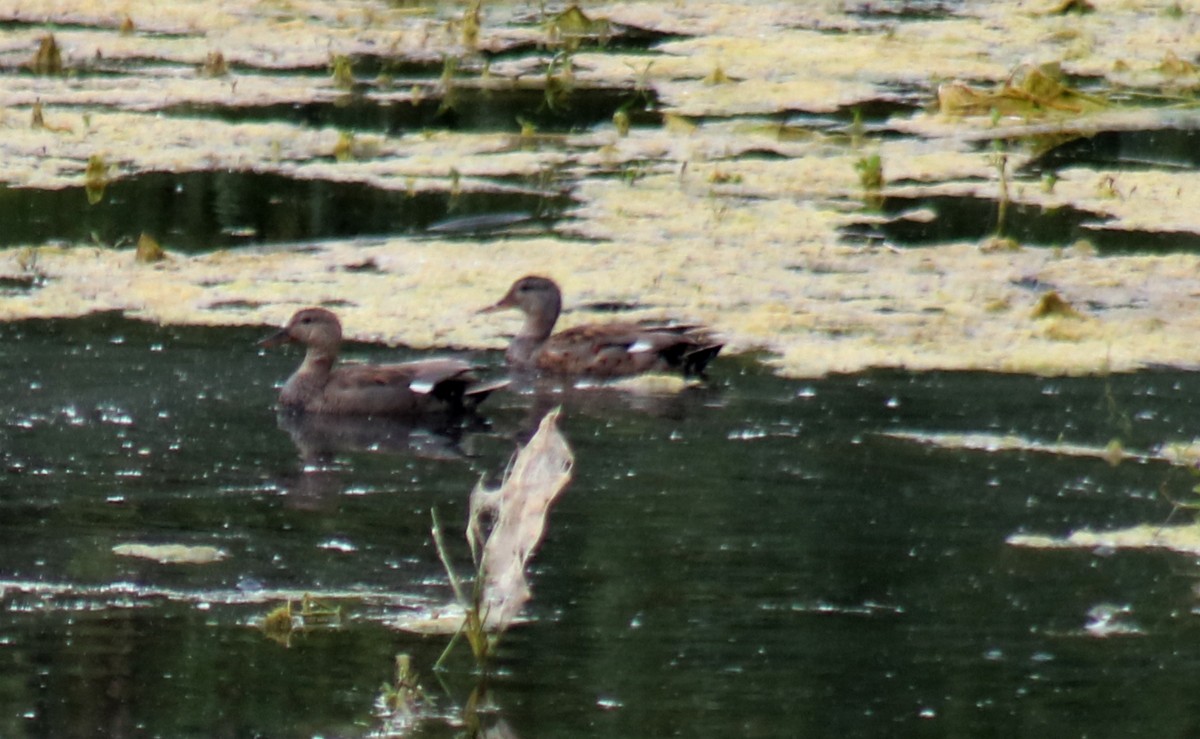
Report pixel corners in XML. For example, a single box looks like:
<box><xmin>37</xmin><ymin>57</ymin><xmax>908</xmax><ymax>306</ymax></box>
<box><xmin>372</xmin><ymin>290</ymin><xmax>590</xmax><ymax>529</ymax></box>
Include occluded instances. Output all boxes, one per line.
<box><xmin>3</xmin><ymin>0</ymin><xmax>1200</xmax><ymax>377</ymax></box>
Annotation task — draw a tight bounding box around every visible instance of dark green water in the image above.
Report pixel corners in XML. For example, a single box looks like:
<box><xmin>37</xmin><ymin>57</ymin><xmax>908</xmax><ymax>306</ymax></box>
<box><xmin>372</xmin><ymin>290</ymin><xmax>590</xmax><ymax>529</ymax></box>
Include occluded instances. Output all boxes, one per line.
<box><xmin>3</xmin><ymin>315</ymin><xmax>1200</xmax><ymax>737</ymax></box>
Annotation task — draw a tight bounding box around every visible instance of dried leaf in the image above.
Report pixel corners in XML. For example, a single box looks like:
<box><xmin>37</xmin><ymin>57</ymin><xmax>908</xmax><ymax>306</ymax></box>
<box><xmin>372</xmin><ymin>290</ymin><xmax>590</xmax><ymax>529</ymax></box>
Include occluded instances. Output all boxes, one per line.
<box><xmin>1008</xmin><ymin>523</ymin><xmax>1200</xmax><ymax>555</ymax></box>
<box><xmin>468</xmin><ymin>407</ymin><xmax>573</xmax><ymax>633</ymax></box>
<box><xmin>112</xmin><ymin>543</ymin><xmax>227</xmax><ymax>564</ymax></box>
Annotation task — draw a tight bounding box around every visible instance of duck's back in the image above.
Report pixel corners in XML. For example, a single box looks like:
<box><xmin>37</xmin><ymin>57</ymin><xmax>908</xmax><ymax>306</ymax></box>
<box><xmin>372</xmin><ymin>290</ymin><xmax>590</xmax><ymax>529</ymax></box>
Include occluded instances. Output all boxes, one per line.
<box><xmin>537</xmin><ymin>322</ymin><xmax>719</xmax><ymax>378</ymax></box>
<box><xmin>302</xmin><ymin>359</ymin><xmax>478</xmax><ymax>415</ymax></box>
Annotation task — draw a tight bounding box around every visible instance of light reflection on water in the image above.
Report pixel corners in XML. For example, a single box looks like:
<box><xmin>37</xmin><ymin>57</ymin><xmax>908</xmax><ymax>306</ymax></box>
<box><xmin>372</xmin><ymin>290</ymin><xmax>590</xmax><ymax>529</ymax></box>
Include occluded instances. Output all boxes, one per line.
<box><xmin>2</xmin><ymin>315</ymin><xmax>1200</xmax><ymax>736</ymax></box>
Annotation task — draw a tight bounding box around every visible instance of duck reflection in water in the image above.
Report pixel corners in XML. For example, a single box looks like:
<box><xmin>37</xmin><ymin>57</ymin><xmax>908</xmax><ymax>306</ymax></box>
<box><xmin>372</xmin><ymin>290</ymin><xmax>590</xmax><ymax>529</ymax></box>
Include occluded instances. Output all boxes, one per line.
<box><xmin>270</xmin><ymin>406</ymin><xmax>492</xmax><ymax>504</ymax></box>
<box><xmin>276</xmin><ymin>407</ymin><xmax>482</xmax><ymax>465</ymax></box>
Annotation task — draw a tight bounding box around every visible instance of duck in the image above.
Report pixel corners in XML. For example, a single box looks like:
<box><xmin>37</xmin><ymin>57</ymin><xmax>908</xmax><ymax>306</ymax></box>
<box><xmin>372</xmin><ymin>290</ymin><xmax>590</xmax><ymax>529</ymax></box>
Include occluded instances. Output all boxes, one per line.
<box><xmin>480</xmin><ymin>275</ymin><xmax>722</xmax><ymax>379</ymax></box>
<box><xmin>260</xmin><ymin>307</ymin><xmax>503</xmax><ymax>415</ymax></box>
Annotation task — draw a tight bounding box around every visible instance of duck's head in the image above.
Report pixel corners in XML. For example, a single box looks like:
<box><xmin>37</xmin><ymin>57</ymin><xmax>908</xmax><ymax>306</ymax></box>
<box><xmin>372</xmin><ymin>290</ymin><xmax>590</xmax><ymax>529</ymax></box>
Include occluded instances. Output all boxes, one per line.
<box><xmin>479</xmin><ymin>275</ymin><xmax>563</xmax><ymax>319</ymax></box>
<box><xmin>259</xmin><ymin>307</ymin><xmax>343</xmax><ymax>350</ymax></box>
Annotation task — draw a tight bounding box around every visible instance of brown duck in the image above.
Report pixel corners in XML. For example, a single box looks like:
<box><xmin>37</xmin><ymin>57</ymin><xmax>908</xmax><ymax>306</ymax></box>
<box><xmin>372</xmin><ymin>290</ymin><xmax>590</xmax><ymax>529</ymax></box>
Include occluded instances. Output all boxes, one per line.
<box><xmin>480</xmin><ymin>275</ymin><xmax>722</xmax><ymax>379</ymax></box>
<box><xmin>260</xmin><ymin>307</ymin><xmax>503</xmax><ymax>415</ymax></box>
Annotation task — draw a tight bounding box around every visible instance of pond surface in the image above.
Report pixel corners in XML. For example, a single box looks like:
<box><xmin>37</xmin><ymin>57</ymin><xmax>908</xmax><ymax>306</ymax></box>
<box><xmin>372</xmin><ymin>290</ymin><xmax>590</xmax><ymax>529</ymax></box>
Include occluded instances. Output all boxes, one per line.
<box><xmin>3</xmin><ymin>315</ymin><xmax>1200</xmax><ymax>737</ymax></box>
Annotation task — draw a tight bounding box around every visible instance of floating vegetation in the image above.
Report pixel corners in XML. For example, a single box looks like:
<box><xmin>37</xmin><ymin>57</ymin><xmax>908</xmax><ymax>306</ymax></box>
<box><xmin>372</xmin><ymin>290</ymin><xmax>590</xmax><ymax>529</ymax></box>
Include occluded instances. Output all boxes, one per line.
<box><xmin>546</xmin><ymin>5</ymin><xmax>612</xmax><ymax>51</ymax></box>
<box><xmin>937</xmin><ymin>63</ymin><xmax>1107</xmax><ymax>119</ymax></box>
<box><xmin>261</xmin><ymin>594</ymin><xmax>343</xmax><ymax>646</ymax></box>
<box><xmin>1</xmin><ymin>0</ymin><xmax>1200</xmax><ymax>379</ymax></box>
<box><xmin>112</xmin><ymin>543</ymin><xmax>228</xmax><ymax>564</ymax></box>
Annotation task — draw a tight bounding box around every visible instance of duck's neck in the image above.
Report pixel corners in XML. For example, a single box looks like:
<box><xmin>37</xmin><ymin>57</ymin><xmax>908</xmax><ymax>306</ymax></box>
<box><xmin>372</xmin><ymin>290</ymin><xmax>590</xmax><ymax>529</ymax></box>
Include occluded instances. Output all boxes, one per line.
<box><xmin>281</xmin><ymin>345</ymin><xmax>337</xmax><ymax>406</ymax></box>
<box><xmin>508</xmin><ymin>302</ymin><xmax>559</xmax><ymax>367</ymax></box>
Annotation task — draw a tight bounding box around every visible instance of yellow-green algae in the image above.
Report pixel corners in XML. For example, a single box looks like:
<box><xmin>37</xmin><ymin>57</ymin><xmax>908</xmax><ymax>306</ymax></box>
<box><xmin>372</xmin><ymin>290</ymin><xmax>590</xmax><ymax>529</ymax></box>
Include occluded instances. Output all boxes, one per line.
<box><xmin>4</xmin><ymin>0</ymin><xmax>1200</xmax><ymax>378</ymax></box>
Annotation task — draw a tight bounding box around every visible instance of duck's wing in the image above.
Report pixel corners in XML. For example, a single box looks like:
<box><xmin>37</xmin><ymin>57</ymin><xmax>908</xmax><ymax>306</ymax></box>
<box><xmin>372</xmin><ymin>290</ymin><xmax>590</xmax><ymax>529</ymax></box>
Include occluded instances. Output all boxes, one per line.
<box><xmin>317</xmin><ymin>359</ymin><xmax>477</xmax><ymax>414</ymax></box>
<box><xmin>543</xmin><ymin>323</ymin><xmax>720</xmax><ymax>377</ymax></box>
<box><xmin>384</xmin><ymin>358</ymin><xmax>507</xmax><ymax>407</ymax></box>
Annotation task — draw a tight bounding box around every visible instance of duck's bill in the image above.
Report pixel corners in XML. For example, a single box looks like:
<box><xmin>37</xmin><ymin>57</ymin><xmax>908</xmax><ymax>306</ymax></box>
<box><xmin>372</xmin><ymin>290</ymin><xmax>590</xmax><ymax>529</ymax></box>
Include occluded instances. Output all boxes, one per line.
<box><xmin>476</xmin><ymin>298</ymin><xmax>514</xmax><ymax>314</ymax></box>
<box><xmin>256</xmin><ymin>327</ymin><xmax>292</xmax><ymax>347</ymax></box>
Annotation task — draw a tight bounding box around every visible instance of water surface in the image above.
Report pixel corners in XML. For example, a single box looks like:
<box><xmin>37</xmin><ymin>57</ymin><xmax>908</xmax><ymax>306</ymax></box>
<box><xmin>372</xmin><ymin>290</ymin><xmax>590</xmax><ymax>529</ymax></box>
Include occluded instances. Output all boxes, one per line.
<box><xmin>2</xmin><ymin>316</ymin><xmax>1199</xmax><ymax>737</ymax></box>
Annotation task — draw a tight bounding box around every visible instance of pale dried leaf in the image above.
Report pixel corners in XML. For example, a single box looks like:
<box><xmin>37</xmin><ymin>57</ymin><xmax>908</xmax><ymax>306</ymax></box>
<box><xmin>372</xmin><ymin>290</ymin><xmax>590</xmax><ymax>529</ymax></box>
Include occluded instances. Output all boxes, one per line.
<box><xmin>1008</xmin><ymin>523</ymin><xmax>1200</xmax><ymax>555</ymax></box>
<box><xmin>112</xmin><ymin>543</ymin><xmax>227</xmax><ymax>564</ymax></box>
<box><xmin>469</xmin><ymin>407</ymin><xmax>573</xmax><ymax>633</ymax></box>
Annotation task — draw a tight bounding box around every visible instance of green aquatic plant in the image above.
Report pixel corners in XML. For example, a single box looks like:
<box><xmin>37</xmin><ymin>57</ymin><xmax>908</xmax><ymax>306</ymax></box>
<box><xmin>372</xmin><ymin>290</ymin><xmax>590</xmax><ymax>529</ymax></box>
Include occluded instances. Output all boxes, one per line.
<box><xmin>334</xmin><ymin>131</ymin><xmax>355</xmax><ymax>162</ymax></box>
<box><xmin>84</xmin><ymin>154</ymin><xmax>110</xmax><ymax>205</ymax></box>
<box><xmin>546</xmin><ymin>5</ymin><xmax>611</xmax><ymax>51</ymax></box>
<box><xmin>261</xmin><ymin>594</ymin><xmax>342</xmax><ymax>647</ymax></box>
<box><xmin>703</xmin><ymin>62</ymin><xmax>730</xmax><ymax>86</ymax></box>
<box><xmin>987</xmin><ymin>136</ymin><xmax>1010</xmax><ymax>238</ymax></box>
<box><xmin>461</xmin><ymin>0</ymin><xmax>482</xmax><ymax>49</ymax></box>
<box><xmin>707</xmin><ymin>168</ymin><xmax>742</xmax><ymax>185</ymax></box>
<box><xmin>854</xmin><ymin>153</ymin><xmax>883</xmax><ymax>210</ymax></box>
<box><xmin>938</xmin><ymin>62</ymin><xmax>1107</xmax><ymax>118</ymax></box>
<box><xmin>377</xmin><ymin>653</ymin><xmax>428</xmax><ymax>731</ymax></box>
<box><xmin>200</xmin><ymin>51</ymin><xmax>228</xmax><ymax>77</ymax></box>
<box><xmin>331</xmin><ymin>54</ymin><xmax>354</xmax><ymax>90</ymax></box>
<box><xmin>612</xmin><ymin>108</ymin><xmax>631</xmax><ymax>136</ymax></box>
<box><xmin>135</xmin><ymin>232</ymin><xmax>166</xmax><ymax>263</ymax></box>
<box><xmin>1157</xmin><ymin>50</ymin><xmax>1197</xmax><ymax>77</ymax></box>
<box><xmin>543</xmin><ymin>50</ymin><xmax>575</xmax><ymax>112</ymax></box>
<box><xmin>29</xmin><ymin>34</ymin><xmax>62</xmax><ymax>75</ymax></box>
<box><xmin>848</xmin><ymin>107</ymin><xmax>865</xmax><ymax>149</ymax></box>
<box><xmin>1031</xmin><ymin>290</ymin><xmax>1082</xmax><ymax>320</ymax></box>
<box><xmin>438</xmin><ymin>56</ymin><xmax>460</xmax><ymax>114</ymax></box>
<box><xmin>430</xmin><ymin>507</ymin><xmax>490</xmax><ymax>668</ymax></box>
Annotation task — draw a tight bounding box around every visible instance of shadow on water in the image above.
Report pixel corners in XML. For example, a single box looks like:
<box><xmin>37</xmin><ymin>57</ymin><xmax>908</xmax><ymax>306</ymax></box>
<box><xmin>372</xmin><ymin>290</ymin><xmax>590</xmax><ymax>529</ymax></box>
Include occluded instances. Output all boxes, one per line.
<box><xmin>5</xmin><ymin>316</ymin><xmax>1200</xmax><ymax>735</ymax></box>
<box><xmin>0</xmin><ymin>171</ymin><xmax>573</xmax><ymax>251</ymax></box>
<box><xmin>167</xmin><ymin>86</ymin><xmax>662</xmax><ymax>135</ymax></box>
<box><xmin>840</xmin><ymin>194</ymin><xmax>1105</xmax><ymax>248</ymax></box>
<box><xmin>1024</xmin><ymin>127</ymin><xmax>1200</xmax><ymax>173</ymax></box>
<box><xmin>841</xmin><ymin>193</ymin><xmax>1200</xmax><ymax>253</ymax></box>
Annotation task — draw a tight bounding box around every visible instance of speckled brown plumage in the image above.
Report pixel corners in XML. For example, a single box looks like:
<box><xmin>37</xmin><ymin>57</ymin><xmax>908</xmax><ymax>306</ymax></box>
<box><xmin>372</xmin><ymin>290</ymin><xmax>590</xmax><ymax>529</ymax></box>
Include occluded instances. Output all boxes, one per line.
<box><xmin>260</xmin><ymin>307</ymin><xmax>502</xmax><ymax>415</ymax></box>
<box><xmin>481</xmin><ymin>275</ymin><xmax>722</xmax><ymax>379</ymax></box>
